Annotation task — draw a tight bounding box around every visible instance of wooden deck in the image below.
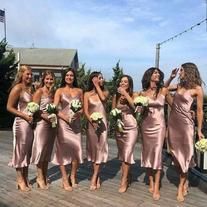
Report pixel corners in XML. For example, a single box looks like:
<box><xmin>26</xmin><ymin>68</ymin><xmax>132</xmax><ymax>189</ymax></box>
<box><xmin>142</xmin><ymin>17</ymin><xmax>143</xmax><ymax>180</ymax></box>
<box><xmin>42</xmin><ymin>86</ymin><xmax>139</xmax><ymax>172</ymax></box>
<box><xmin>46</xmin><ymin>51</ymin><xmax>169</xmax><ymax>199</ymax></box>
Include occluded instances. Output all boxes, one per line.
<box><xmin>0</xmin><ymin>130</ymin><xmax>206</xmax><ymax>207</ymax></box>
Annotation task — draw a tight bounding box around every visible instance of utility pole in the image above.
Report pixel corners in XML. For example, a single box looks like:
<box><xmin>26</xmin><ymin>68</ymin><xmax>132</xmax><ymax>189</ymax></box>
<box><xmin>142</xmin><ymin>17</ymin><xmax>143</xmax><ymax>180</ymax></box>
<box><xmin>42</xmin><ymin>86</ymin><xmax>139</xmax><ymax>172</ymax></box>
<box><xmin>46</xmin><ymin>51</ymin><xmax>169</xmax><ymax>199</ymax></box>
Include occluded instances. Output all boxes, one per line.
<box><xmin>155</xmin><ymin>18</ymin><xmax>207</xmax><ymax>68</ymax></box>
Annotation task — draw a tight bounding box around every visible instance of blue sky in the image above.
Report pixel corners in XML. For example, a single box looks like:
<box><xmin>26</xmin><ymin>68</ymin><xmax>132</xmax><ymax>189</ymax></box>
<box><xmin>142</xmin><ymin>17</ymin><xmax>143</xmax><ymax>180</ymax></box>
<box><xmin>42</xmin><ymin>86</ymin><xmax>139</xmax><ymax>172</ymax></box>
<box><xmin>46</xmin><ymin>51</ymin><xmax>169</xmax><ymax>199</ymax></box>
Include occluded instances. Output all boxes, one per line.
<box><xmin>0</xmin><ymin>0</ymin><xmax>206</xmax><ymax>91</ymax></box>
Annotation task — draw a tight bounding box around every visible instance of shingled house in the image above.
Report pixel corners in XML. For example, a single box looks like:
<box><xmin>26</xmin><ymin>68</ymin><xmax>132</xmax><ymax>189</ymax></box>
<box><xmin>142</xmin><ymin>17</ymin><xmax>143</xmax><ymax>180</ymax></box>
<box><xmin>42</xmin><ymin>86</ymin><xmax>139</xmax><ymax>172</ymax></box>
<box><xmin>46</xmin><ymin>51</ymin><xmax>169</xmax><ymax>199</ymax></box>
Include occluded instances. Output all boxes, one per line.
<box><xmin>12</xmin><ymin>47</ymin><xmax>79</xmax><ymax>81</ymax></box>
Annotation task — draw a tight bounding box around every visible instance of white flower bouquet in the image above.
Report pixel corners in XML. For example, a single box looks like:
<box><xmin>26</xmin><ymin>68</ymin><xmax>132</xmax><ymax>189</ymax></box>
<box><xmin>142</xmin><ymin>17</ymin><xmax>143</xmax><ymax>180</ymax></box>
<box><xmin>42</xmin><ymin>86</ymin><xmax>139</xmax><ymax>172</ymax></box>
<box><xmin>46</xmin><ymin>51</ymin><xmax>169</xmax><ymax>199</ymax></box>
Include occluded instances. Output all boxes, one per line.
<box><xmin>133</xmin><ymin>96</ymin><xmax>149</xmax><ymax>123</ymax></box>
<box><xmin>69</xmin><ymin>99</ymin><xmax>82</xmax><ymax>123</ymax></box>
<box><xmin>46</xmin><ymin>103</ymin><xmax>57</xmax><ymax>128</ymax></box>
<box><xmin>90</xmin><ymin>112</ymin><xmax>103</xmax><ymax>134</ymax></box>
<box><xmin>110</xmin><ymin>108</ymin><xmax>124</xmax><ymax>132</ymax></box>
<box><xmin>26</xmin><ymin>102</ymin><xmax>40</xmax><ymax>116</ymax></box>
<box><xmin>195</xmin><ymin>138</ymin><xmax>207</xmax><ymax>153</ymax></box>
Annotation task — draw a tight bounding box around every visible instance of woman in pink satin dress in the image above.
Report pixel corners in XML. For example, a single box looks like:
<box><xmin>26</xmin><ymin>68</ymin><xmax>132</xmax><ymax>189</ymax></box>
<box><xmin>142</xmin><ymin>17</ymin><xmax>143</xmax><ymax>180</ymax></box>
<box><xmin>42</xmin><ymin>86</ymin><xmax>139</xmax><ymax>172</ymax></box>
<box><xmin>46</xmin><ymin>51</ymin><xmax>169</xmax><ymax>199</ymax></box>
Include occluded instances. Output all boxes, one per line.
<box><xmin>112</xmin><ymin>75</ymin><xmax>138</xmax><ymax>193</ymax></box>
<box><xmin>84</xmin><ymin>71</ymin><xmax>109</xmax><ymax>191</ymax></box>
<box><xmin>7</xmin><ymin>65</ymin><xmax>34</xmax><ymax>192</ymax></box>
<box><xmin>52</xmin><ymin>68</ymin><xmax>83</xmax><ymax>191</ymax></box>
<box><xmin>168</xmin><ymin>62</ymin><xmax>204</xmax><ymax>202</ymax></box>
<box><xmin>140</xmin><ymin>67</ymin><xmax>170</xmax><ymax>200</ymax></box>
<box><xmin>31</xmin><ymin>71</ymin><xmax>56</xmax><ymax>189</ymax></box>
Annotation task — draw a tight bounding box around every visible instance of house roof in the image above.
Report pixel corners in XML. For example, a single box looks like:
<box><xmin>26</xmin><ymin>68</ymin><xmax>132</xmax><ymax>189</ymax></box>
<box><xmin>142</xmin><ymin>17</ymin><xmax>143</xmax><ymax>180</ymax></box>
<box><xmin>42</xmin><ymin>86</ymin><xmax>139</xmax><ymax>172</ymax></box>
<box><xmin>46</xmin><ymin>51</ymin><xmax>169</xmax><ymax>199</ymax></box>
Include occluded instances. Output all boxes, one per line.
<box><xmin>11</xmin><ymin>47</ymin><xmax>78</xmax><ymax>67</ymax></box>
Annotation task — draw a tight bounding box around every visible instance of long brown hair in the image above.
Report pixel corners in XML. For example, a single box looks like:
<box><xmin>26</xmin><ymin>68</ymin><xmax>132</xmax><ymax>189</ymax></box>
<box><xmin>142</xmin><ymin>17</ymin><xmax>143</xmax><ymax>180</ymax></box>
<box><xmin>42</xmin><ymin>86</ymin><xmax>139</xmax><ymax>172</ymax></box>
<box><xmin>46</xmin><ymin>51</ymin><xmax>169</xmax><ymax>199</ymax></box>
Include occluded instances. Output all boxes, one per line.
<box><xmin>179</xmin><ymin>62</ymin><xmax>203</xmax><ymax>89</ymax></box>
<box><xmin>116</xmin><ymin>75</ymin><xmax>134</xmax><ymax>104</ymax></box>
<box><xmin>10</xmin><ymin>65</ymin><xmax>32</xmax><ymax>89</ymax></box>
<box><xmin>141</xmin><ymin>67</ymin><xmax>164</xmax><ymax>97</ymax></box>
<box><xmin>60</xmin><ymin>67</ymin><xmax>78</xmax><ymax>87</ymax></box>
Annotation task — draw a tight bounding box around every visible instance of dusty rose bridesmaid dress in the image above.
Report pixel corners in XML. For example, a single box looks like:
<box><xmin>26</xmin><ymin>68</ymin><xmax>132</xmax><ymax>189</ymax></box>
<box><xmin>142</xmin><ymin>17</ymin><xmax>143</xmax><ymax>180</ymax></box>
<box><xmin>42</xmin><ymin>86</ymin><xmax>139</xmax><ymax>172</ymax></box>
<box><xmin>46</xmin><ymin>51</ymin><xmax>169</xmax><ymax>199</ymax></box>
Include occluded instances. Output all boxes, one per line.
<box><xmin>9</xmin><ymin>91</ymin><xmax>34</xmax><ymax>168</ymax></box>
<box><xmin>116</xmin><ymin>101</ymin><xmax>138</xmax><ymax>164</ymax></box>
<box><xmin>168</xmin><ymin>91</ymin><xmax>195</xmax><ymax>173</ymax></box>
<box><xmin>86</xmin><ymin>96</ymin><xmax>108</xmax><ymax>164</ymax></box>
<box><xmin>141</xmin><ymin>95</ymin><xmax>166</xmax><ymax>170</ymax></box>
<box><xmin>52</xmin><ymin>93</ymin><xmax>83</xmax><ymax>165</ymax></box>
<box><xmin>31</xmin><ymin>95</ymin><xmax>56</xmax><ymax>164</ymax></box>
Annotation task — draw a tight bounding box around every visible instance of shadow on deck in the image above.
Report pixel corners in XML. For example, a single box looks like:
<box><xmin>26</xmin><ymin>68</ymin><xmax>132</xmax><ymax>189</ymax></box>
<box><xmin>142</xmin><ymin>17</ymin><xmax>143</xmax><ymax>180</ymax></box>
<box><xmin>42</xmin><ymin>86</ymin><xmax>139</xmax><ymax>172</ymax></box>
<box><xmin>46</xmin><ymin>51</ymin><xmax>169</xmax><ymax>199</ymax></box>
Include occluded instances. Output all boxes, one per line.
<box><xmin>0</xmin><ymin>130</ymin><xmax>206</xmax><ymax>207</ymax></box>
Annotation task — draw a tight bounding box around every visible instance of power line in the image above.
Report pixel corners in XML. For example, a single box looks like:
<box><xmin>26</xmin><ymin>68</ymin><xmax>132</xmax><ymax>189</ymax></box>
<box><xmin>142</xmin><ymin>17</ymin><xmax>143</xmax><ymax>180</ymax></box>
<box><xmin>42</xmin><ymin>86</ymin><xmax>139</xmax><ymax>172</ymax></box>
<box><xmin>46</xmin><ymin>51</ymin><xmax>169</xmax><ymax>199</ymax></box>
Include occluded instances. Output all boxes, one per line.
<box><xmin>160</xmin><ymin>18</ymin><xmax>206</xmax><ymax>46</ymax></box>
<box><xmin>155</xmin><ymin>16</ymin><xmax>207</xmax><ymax>68</ymax></box>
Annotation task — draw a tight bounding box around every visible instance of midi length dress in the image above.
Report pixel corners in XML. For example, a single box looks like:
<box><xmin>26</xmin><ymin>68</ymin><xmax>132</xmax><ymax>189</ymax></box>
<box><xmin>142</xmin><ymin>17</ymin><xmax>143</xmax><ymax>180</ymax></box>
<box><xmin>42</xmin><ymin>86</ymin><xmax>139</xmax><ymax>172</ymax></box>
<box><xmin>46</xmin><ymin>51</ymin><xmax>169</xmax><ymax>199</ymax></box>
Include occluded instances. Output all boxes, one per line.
<box><xmin>52</xmin><ymin>93</ymin><xmax>83</xmax><ymax>165</ymax></box>
<box><xmin>116</xmin><ymin>101</ymin><xmax>138</xmax><ymax>164</ymax></box>
<box><xmin>9</xmin><ymin>91</ymin><xmax>34</xmax><ymax>168</ymax></box>
<box><xmin>168</xmin><ymin>91</ymin><xmax>195</xmax><ymax>173</ymax></box>
<box><xmin>141</xmin><ymin>95</ymin><xmax>166</xmax><ymax>170</ymax></box>
<box><xmin>31</xmin><ymin>95</ymin><xmax>56</xmax><ymax>164</ymax></box>
<box><xmin>86</xmin><ymin>96</ymin><xmax>108</xmax><ymax>164</ymax></box>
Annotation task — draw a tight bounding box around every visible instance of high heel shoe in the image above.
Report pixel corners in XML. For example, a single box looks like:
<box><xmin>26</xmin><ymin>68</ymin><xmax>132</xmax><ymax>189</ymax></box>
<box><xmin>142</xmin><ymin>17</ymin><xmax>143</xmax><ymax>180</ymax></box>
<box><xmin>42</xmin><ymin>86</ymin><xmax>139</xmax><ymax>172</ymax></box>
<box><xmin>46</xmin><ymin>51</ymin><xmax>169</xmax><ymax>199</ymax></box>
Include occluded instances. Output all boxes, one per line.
<box><xmin>89</xmin><ymin>184</ymin><xmax>97</xmax><ymax>191</ymax></box>
<box><xmin>36</xmin><ymin>178</ymin><xmax>48</xmax><ymax>190</ymax></box>
<box><xmin>153</xmin><ymin>192</ymin><xmax>160</xmax><ymax>201</ymax></box>
<box><xmin>118</xmin><ymin>179</ymin><xmax>128</xmax><ymax>193</ymax></box>
<box><xmin>16</xmin><ymin>181</ymin><xmax>31</xmax><ymax>192</ymax></box>
<box><xmin>70</xmin><ymin>176</ymin><xmax>78</xmax><ymax>188</ymax></box>
<box><xmin>61</xmin><ymin>181</ymin><xmax>73</xmax><ymax>192</ymax></box>
<box><xmin>177</xmin><ymin>185</ymin><xmax>185</xmax><ymax>202</ymax></box>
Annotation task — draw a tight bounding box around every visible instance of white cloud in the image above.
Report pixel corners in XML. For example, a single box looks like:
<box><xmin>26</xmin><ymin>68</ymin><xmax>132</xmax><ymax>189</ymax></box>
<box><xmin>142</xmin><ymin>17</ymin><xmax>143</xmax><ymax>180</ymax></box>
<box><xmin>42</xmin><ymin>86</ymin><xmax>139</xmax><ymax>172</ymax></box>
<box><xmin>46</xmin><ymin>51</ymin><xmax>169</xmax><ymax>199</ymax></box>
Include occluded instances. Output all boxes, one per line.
<box><xmin>0</xmin><ymin>0</ymin><xmax>206</xmax><ymax>90</ymax></box>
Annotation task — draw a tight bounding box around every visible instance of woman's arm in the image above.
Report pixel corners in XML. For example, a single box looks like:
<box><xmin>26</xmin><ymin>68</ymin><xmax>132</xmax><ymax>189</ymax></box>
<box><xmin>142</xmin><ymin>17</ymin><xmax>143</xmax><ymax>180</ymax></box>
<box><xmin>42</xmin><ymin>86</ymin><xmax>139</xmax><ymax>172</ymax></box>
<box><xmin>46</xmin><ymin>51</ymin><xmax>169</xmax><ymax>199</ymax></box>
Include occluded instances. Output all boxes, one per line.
<box><xmin>112</xmin><ymin>95</ymin><xmax>117</xmax><ymax>109</ymax></box>
<box><xmin>164</xmin><ymin>68</ymin><xmax>179</xmax><ymax>88</ymax></box>
<box><xmin>7</xmin><ymin>85</ymin><xmax>32</xmax><ymax>123</ymax></box>
<box><xmin>117</xmin><ymin>87</ymin><xmax>135</xmax><ymax>109</ymax></box>
<box><xmin>33</xmin><ymin>88</ymin><xmax>48</xmax><ymax>121</ymax></box>
<box><xmin>196</xmin><ymin>86</ymin><xmax>204</xmax><ymax>140</ymax></box>
<box><xmin>53</xmin><ymin>88</ymin><xmax>68</xmax><ymax>122</ymax></box>
<box><xmin>83</xmin><ymin>92</ymin><xmax>93</xmax><ymax>125</ymax></box>
<box><xmin>92</xmin><ymin>77</ymin><xmax>108</xmax><ymax>102</ymax></box>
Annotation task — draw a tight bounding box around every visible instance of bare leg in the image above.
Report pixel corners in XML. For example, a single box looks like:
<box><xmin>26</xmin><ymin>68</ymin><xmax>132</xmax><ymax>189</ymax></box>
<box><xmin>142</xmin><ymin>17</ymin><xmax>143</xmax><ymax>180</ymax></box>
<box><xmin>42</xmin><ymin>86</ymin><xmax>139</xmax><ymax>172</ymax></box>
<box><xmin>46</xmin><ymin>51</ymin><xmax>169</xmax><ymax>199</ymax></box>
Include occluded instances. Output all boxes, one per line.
<box><xmin>36</xmin><ymin>162</ymin><xmax>48</xmax><ymax>189</ymax></box>
<box><xmin>43</xmin><ymin>162</ymin><xmax>49</xmax><ymax>185</ymax></box>
<box><xmin>146</xmin><ymin>168</ymin><xmax>154</xmax><ymax>194</ymax></box>
<box><xmin>118</xmin><ymin>162</ymin><xmax>130</xmax><ymax>193</ymax></box>
<box><xmin>70</xmin><ymin>160</ymin><xmax>78</xmax><ymax>188</ymax></box>
<box><xmin>183</xmin><ymin>177</ymin><xmax>189</xmax><ymax>196</ymax></box>
<box><xmin>153</xmin><ymin>170</ymin><xmax>161</xmax><ymax>200</ymax></box>
<box><xmin>22</xmin><ymin>166</ymin><xmax>31</xmax><ymax>188</ymax></box>
<box><xmin>16</xmin><ymin>168</ymin><xmax>30</xmax><ymax>192</ymax></box>
<box><xmin>173</xmin><ymin>158</ymin><xmax>186</xmax><ymax>202</ymax></box>
<box><xmin>177</xmin><ymin>172</ymin><xmax>187</xmax><ymax>202</ymax></box>
<box><xmin>60</xmin><ymin>165</ymin><xmax>72</xmax><ymax>192</ymax></box>
<box><xmin>90</xmin><ymin>163</ymin><xmax>100</xmax><ymax>191</ymax></box>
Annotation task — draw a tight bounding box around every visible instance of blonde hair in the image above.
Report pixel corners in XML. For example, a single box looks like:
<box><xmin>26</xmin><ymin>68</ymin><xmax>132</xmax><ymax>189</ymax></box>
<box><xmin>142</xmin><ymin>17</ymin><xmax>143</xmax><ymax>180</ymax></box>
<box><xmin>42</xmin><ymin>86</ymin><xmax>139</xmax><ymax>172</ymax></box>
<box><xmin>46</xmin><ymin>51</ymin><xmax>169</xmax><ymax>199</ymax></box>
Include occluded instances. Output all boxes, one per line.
<box><xmin>40</xmin><ymin>70</ymin><xmax>56</xmax><ymax>95</ymax></box>
<box><xmin>11</xmin><ymin>65</ymin><xmax>32</xmax><ymax>89</ymax></box>
<box><xmin>40</xmin><ymin>70</ymin><xmax>55</xmax><ymax>87</ymax></box>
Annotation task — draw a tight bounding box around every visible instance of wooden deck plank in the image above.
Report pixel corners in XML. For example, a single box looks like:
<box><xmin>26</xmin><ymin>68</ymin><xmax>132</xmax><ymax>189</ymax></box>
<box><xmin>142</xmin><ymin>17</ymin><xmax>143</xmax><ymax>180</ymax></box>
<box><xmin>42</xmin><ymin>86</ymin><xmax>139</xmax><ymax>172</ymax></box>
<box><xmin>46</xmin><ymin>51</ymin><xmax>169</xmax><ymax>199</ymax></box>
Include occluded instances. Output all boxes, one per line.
<box><xmin>0</xmin><ymin>130</ymin><xmax>207</xmax><ymax>207</ymax></box>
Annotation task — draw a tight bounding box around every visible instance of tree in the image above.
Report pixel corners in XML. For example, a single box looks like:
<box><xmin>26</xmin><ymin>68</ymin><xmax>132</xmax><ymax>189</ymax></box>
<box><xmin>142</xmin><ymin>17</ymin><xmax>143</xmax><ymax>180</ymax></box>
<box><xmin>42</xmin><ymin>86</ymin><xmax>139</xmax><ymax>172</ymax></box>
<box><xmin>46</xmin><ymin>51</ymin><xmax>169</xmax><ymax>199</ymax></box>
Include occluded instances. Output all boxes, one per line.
<box><xmin>105</xmin><ymin>61</ymin><xmax>124</xmax><ymax>138</ymax></box>
<box><xmin>0</xmin><ymin>39</ymin><xmax>18</xmax><ymax>128</ymax></box>
<box><xmin>76</xmin><ymin>63</ymin><xmax>91</xmax><ymax>92</ymax></box>
<box><xmin>105</xmin><ymin>60</ymin><xmax>123</xmax><ymax>96</ymax></box>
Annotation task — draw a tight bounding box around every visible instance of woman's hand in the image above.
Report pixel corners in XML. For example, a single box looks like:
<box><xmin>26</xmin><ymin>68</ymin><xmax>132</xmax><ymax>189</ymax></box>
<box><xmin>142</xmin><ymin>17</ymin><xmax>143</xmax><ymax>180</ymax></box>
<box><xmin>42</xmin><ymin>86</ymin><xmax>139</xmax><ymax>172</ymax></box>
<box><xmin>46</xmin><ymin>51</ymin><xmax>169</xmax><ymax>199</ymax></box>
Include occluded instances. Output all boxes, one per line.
<box><xmin>135</xmin><ymin>106</ymin><xmax>143</xmax><ymax>113</ymax></box>
<box><xmin>170</xmin><ymin>68</ymin><xmax>179</xmax><ymax>79</ymax></box>
<box><xmin>92</xmin><ymin>77</ymin><xmax>99</xmax><ymax>86</ymax></box>
<box><xmin>24</xmin><ymin>115</ymin><xmax>33</xmax><ymax>124</ymax></box>
<box><xmin>197</xmin><ymin>130</ymin><xmax>204</xmax><ymax>140</ymax></box>
<box><xmin>117</xmin><ymin>87</ymin><xmax>127</xmax><ymax>96</ymax></box>
<box><xmin>92</xmin><ymin>122</ymin><xmax>99</xmax><ymax>131</ymax></box>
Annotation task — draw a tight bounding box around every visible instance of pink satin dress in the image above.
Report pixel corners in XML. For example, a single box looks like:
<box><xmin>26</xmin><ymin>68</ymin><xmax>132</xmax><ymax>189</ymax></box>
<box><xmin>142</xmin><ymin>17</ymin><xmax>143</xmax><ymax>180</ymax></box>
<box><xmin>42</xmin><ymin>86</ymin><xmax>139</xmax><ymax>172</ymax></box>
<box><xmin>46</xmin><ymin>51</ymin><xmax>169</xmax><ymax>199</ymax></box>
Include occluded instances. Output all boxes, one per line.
<box><xmin>141</xmin><ymin>95</ymin><xmax>166</xmax><ymax>170</ymax></box>
<box><xmin>86</xmin><ymin>96</ymin><xmax>108</xmax><ymax>164</ymax></box>
<box><xmin>52</xmin><ymin>93</ymin><xmax>83</xmax><ymax>165</ymax></box>
<box><xmin>31</xmin><ymin>95</ymin><xmax>56</xmax><ymax>164</ymax></box>
<box><xmin>168</xmin><ymin>91</ymin><xmax>195</xmax><ymax>173</ymax></box>
<box><xmin>9</xmin><ymin>91</ymin><xmax>34</xmax><ymax>168</ymax></box>
<box><xmin>116</xmin><ymin>101</ymin><xmax>138</xmax><ymax>164</ymax></box>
